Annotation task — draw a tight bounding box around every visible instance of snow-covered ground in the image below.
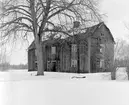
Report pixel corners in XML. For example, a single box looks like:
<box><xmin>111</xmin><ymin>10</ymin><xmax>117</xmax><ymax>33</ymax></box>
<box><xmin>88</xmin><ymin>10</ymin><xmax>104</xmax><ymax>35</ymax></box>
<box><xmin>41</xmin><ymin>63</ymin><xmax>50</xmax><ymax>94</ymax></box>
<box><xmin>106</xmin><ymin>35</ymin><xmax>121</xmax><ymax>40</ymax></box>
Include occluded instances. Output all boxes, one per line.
<box><xmin>0</xmin><ymin>68</ymin><xmax>129</xmax><ymax>105</ymax></box>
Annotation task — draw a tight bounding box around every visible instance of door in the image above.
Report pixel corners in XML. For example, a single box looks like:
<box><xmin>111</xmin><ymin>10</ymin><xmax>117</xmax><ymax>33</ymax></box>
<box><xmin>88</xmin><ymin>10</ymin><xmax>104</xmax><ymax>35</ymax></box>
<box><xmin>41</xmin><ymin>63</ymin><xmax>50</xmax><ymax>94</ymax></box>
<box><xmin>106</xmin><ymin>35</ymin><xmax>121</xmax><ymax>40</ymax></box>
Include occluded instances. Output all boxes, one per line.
<box><xmin>80</xmin><ymin>54</ymin><xmax>87</xmax><ymax>72</ymax></box>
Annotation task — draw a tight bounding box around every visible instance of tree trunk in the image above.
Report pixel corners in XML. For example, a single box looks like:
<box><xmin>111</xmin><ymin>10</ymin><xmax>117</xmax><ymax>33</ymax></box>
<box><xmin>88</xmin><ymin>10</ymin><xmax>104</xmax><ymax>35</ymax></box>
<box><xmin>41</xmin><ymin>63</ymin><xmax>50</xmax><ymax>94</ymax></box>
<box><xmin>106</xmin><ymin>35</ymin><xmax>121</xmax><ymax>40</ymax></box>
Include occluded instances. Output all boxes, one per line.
<box><xmin>111</xmin><ymin>63</ymin><xmax>116</xmax><ymax>80</ymax></box>
<box><xmin>126</xmin><ymin>66</ymin><xmax>129</xmax><ymax>80</ymax></box>
<box><xmin>111</xmin><ymin>68</ymin><xmax>116</xmax><ymax>80</ymax></box>
<box><xmin>35</xmin><ymin>38</ymin><xmax>44</xmax><ymax>76</ymax></box>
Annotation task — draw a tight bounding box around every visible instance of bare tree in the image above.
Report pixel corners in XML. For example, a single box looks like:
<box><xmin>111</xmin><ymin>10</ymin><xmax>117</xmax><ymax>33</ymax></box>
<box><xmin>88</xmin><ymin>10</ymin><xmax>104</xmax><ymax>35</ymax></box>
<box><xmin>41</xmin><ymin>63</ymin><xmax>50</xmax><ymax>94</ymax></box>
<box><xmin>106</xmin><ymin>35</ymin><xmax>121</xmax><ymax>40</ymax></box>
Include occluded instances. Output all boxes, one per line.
<box><xmin>0</xmin><ymin>44</ymin><xmax>10</xmax><ymax>71</ymax></box>
<box><xmin>110</xmin><ymin>39</ymin><xmax>129</xmax><ymax>80</ymax></box>
<box><xmin>0</xmin><ymin>0</ymin><xmax>102</xmax><ymax>75</ymax></box>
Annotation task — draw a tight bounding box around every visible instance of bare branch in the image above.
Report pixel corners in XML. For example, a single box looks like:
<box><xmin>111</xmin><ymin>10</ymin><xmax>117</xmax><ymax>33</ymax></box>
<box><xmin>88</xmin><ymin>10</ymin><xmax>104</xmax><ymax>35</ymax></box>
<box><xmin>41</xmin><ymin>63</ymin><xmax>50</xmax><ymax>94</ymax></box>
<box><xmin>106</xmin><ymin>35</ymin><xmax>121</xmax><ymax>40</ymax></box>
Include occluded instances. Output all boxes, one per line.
<box><xmin>43</xmin><ymin>28</ymin><xmax>71</xmax><ymax>37</ymax></box>
<box><xmin>48</xmin><ymin>0</ymin><xmax>76</xmax><ymax>20</ymax></box>
<box><xmin>38</xmin><ymin>0</ymin><xmax>45</xmax><ymax>10</ymax></box>
<box><xmin>5</xmin><ymin>5</ymin><xmax>31</xmax><ymax>16</ymax></box>
<box><xmin>1</xmin><ymin>17</ymin><xmax>33</xmax><ymax>28</ymax></box>
<box><xmin>38</xmin><ymin>0</ymin><xmax>51</xmax><ymax>35</ymax></box>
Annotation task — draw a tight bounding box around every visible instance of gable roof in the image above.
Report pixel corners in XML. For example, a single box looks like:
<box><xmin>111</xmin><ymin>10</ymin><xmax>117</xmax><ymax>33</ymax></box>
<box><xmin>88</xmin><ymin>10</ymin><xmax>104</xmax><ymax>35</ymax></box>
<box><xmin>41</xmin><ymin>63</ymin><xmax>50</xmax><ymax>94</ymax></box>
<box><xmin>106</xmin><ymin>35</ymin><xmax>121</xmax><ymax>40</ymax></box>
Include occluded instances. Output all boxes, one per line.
<box><xmin>28</xmin><ymin>38</ymin><xmax>64</xmax><ymax>50</ymax></box>
<box><xmin>28</xmin><ymin>22</ymin><xmax>115</xmax><ymax>50</ymax></box>
<box><xmin>67</xmin><ymin>22</ymin><xmax>115</xmax><ymax>43</ymax></box>
<box><xmin>85</xmin><ymin>22</ymin><xmax>115</xmax><ymax>43</ymax></box>
<box><xmin>103</xmin><ymin>23</ymin><xmax>115</xmax><ymax>43</ymax></box>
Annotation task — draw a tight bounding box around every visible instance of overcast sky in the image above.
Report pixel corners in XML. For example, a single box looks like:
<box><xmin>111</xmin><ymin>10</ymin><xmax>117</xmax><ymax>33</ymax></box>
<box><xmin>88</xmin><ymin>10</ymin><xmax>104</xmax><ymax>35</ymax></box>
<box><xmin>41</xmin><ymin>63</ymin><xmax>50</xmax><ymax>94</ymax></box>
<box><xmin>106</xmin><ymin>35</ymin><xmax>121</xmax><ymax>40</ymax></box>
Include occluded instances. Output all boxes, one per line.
<box><xmin>101</xmin><ymin>0</ymin><xmax>129</xmax><ymax>41</ymax></box>
<box><xmin>8</xmin><ymin>0</ymin><xmax>129</xmax><ymax>65</ymax></box>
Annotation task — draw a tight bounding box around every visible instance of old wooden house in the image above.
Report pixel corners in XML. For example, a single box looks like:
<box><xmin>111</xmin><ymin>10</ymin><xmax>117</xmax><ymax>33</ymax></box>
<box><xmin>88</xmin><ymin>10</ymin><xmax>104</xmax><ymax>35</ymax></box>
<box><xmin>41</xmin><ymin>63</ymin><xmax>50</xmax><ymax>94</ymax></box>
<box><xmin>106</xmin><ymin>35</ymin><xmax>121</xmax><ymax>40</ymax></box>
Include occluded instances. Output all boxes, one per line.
<box><xmin>28</xmin><ymin>22</ymin><xmax>115</xmax><ymax>73</ymax></box>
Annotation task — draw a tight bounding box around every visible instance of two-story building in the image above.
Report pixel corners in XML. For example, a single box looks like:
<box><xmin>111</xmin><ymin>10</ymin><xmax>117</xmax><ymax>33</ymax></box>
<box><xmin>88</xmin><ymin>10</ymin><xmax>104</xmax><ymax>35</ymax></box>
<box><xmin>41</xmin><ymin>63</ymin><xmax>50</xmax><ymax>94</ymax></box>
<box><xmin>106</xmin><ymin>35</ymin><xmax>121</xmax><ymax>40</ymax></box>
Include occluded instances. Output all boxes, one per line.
<box><xmin>28</xmin><ymin>22</ymin><xmax>115</xmax><ymax>73</ymax></box>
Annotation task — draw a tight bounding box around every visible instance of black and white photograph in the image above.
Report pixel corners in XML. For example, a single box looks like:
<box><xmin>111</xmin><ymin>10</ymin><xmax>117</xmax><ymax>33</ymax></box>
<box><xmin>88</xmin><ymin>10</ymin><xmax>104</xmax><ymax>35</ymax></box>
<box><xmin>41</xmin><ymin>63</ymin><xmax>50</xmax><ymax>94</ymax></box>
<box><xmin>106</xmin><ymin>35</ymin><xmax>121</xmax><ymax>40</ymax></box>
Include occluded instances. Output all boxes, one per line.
<box><xmin>0</xmin><ymin>0</ymin><xmax>129</xmax><ymax>105</ymax></box>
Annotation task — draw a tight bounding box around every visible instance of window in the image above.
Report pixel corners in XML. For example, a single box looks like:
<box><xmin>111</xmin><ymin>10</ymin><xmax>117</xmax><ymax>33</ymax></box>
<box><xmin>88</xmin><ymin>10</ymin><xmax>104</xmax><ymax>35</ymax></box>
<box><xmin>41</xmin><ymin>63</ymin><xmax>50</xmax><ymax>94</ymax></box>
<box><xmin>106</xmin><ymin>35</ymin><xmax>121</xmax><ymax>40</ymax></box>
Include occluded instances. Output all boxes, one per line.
<box><xmin>71</xmin><ymin>44</ymin><xmax>77</xmax><ymax>60</ymax></box>
<box><xmin>101</xmin><ymin>33</ymin><xmax>104</xmax><ymax>37</ymax></box>
<box><xmin>51</xmin><ymin>46</ymin><xmax>56</xmax><ymax>54</ymax></box>
<box><xmin>100</xmin><ymin>44</ymin><xmax>105</xmax><ymax>53</ymax></box>
<box><xmin>100</xmin><ymin>48</ymin><xmax>102</xmax><ymax>53</ymax></box>
<box><xmin>71</xmin><ymin>44</ymin><xmax>77</xmax><ymax>52</ymax></box>
<box><xmin>79</xmin><ymin>42</ymin><xmax>87</xmax><ymax>54</ymax></box>
<box><xmin>71</xmin><ymin>59</ymin><xmax>77</xmax><ymax>67</ymax></box>
<box><xmin>100</xmin><ymin>59</ymin><xmax>104</xmax><ymax>68</ymax></box>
